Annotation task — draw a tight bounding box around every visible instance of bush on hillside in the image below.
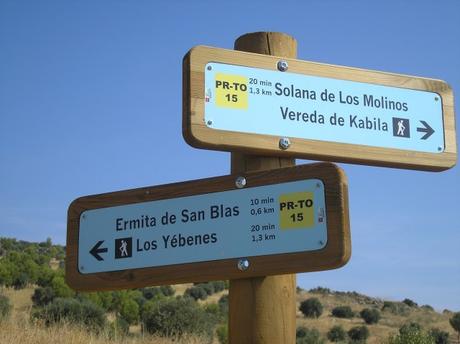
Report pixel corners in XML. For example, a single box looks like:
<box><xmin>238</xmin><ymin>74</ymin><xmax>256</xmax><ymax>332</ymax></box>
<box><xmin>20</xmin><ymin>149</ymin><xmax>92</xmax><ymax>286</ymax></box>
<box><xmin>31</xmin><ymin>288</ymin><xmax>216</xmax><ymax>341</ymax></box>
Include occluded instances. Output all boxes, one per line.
<box><xmin>218</xmin><ymin>294</ymin><xmax>228</xmax><ymax>314</ymax></box>
<box><xmin>429</xmin><ymin>328</ymin><xmax>449</xmax><ymax>344</ymax></box>
<box><xmin>141</xmin><ymin>285</ymin><xmax>175</xmax><ymax>300</ymax></box>
<box><xmin>108</xmin><ymin>317</ymin><xmax>130</xmax><ymax>338</ymax></box>
<box><xmin>33</xmin><ymin>297</ymin><xmax>106</xmax><ymax>332</ymax></box>
<box><xmin>421</xmin><ymin>304</ymin><xmax>434</xmax><ymax>312</ymax></box>
<box><xmin>327</xmin><ymin>325</ymin><xmax>347</xmax><ymax>342</ymax></box>
<box><xmin>160</xmin><ymin>285</ymin><xmax>175</xmax><ymax>297</ymax></box>
<box><xmin>119</xmin><ymin>298</ymin><xmax>139</xmax><ymax>325</ymax></box>
<box><xmin>399</xmin><ymin>322</ymin><xmax>422</xmax><ymax>335</ymax></box>
<box><xmin>308</xmin><ymin>286</ymin><xmax>332</xmax><ymax>295</ymax></box>
<box><xmin>382</xmin><ymin>301</ymin><xmax>410</xmax><ymax>316</ymax></box>
<box><xmin>449</xmin><ymin>312</ymin><xmax>460</xmax><ymax>343</ymax></box>
<box><xmin>296</xmin><ymin>326</ymin><xmax>325</xmax><ymax>344</ymax></box>
<box><xmin>332</xmin><ymin>305</ymin><xmax>354</xmax><ymax>319</ymax></box>
<box><xmin>348</xmin><ymin>326</ymin><xmax>369</xmax><ymax>343</ymax></box>
<box><xmin>402</xmin><ymin>298</ymin><xmax>418</xmax><ymax>308</ymax></box>
<box><xmin>32</xmin><ymin>286</ymin><xmax>55</xmax><ymax>307</ymax></box>
<box><xmin>360</xmin><ymin>308</ymin><xmax>381</xmax><ymax>324</ymax></box>
<box><xmin>387</xmin><ymin>327</ymin><xmax>434</xmax><ymax>344</ymax></box>
<box><xmin>211</xmin><ymin>280</ymin><xmax>226</xmax><ymax>293</ymax></box>
<box><xmin>299</xmin><ymin>298</ymin><xmax>323</xmax><ymax>318</ymax></box>
<box><xmin>184</xmin><ymin>285</ymin><xmax>208</xmax><ymax>301</ymax></box>
<box><xmin>141</xmin><ymin>297</ymin><xmax>216</xmax><ymax>339</ymax></box>
<box><xmin>216</xmin><ymin>324</ymin><xmax>228</xmax><ymax>344</ymax></box>
<box><xmin>0</xmin><ymin>295</ymin><xmax>12</xmax><ymax>321</ymax></box>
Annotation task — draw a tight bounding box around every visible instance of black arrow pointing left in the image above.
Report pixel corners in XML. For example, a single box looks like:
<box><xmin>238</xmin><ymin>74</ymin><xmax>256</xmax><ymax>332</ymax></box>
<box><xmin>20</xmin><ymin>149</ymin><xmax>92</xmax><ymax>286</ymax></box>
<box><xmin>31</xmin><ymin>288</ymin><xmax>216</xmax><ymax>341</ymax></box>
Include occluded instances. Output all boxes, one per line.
<box><xmin>90</xmin><ymin>240</ymin><xmax>108</xmax><ymax>261</ymax></box>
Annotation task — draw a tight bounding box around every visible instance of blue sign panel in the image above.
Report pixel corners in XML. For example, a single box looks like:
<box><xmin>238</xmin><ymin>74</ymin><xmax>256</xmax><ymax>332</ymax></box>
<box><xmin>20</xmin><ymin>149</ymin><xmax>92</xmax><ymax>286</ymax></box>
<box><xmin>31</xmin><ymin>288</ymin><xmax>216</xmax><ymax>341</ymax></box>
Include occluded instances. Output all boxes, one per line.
<box><xmin>78</xmin><ymin>179</ymin><xmax>327</xmax><ymax>274</ymax></box>
<box><xmin>204</xmin><ymin>63</ymin><xmax>444</xmax><ymax>153</ymax></box>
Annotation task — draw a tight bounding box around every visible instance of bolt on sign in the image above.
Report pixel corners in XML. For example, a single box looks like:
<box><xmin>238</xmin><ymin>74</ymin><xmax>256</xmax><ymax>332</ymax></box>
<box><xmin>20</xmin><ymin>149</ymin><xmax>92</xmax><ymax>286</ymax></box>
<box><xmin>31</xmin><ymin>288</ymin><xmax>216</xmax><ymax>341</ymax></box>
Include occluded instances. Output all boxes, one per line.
<box><xmin>183</xmin><ymin>46</ymin><xmax>457</xmax><ymax>171</ymax></box>
<box><xmin>66</xmin><ymin>163</ymin><xmax>350</xmax><ymax>291</ymax></box>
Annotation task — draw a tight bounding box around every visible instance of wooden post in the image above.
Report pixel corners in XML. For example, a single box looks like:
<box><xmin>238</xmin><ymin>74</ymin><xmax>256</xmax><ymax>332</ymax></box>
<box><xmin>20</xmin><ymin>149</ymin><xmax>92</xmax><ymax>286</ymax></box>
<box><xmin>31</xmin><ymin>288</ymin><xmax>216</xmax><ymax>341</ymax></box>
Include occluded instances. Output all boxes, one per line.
<box><xmin>229</xmin><ymin>32</ymin><xmax>297</xmax><ymax>344</ymax></box>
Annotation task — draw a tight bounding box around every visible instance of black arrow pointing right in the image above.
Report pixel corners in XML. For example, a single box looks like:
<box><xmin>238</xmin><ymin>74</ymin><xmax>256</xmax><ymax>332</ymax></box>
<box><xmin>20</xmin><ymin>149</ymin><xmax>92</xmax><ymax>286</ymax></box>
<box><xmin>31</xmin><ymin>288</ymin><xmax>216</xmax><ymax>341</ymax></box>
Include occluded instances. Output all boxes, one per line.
<box><xmin>90</xmin><ymin>240</ymin><xmax>108</xmax><ymax>261</ymax></box>
<box><xmin>417</xmin><ymin>120</ymin><xmax>435</xmax><ymax>140</ymax></box>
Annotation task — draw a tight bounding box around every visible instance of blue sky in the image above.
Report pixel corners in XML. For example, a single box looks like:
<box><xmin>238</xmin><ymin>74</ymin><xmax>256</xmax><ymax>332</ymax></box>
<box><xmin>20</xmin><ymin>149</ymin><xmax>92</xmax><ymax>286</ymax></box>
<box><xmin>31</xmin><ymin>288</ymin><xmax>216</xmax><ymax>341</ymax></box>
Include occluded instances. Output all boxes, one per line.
<box><xmin>1</xmin><ymin>1</ymin><xmax>459</xmax><ymax>311</ymax></box>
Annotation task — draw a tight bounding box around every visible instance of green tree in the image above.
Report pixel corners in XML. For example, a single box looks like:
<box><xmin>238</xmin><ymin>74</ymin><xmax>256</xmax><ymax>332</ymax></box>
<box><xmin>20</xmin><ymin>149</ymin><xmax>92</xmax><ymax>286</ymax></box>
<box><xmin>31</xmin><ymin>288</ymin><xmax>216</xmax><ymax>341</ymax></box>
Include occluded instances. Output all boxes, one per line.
<box><xmin>450</xmin><ymin>312</ymin><xmax>460</xmax><ymax>343</ymax></box>
<box><xmin>327</xmin><ymin>325</ymin><xmax>347</xmax><ymax>342</ymax></box>
<box><xmin>360</xmin><ymin>308</ymin><xmax>381</xmax><ymax>324</ymax></box>
<box><xmin>299</xmin><ymin>298</ymin><xmax>323</xmax><ymax>318</ymax></box>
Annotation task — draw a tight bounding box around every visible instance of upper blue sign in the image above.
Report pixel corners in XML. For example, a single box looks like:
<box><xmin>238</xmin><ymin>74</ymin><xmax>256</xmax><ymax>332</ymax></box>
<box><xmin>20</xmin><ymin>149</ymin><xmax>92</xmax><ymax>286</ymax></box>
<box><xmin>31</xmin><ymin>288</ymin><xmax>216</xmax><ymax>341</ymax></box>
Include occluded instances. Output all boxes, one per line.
<box><xmin>204</xmin><ymin>62</ymin><xmax>444</xmax><ymax>153</ymax></box>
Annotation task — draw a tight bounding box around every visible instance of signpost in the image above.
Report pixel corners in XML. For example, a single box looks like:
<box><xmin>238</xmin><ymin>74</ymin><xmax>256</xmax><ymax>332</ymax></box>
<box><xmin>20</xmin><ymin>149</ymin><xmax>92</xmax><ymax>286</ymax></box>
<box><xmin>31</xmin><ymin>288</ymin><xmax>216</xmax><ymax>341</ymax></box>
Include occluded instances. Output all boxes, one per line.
<box><xmin>183</xmin><ymin>45</ymin><xmax>457</xmax><ymax>171</ymax></box>
<box><xmin>66</xmin><ymin>162</ymin><xmax>350</xmax><ymax>291</ymax></box>
<box><xmin>66</xmin><ymin>31</ymin><xmax>456</xmax><ymax>344</ymax></box>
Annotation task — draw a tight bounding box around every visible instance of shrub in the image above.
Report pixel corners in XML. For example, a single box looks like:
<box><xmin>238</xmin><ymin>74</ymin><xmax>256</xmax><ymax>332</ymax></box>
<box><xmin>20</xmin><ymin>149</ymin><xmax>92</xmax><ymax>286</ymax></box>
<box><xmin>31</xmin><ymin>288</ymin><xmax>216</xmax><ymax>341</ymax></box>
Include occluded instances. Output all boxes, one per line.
<box><xmin>13</xmin><ymin>272</ymin><xmax>29</xmax><ymax>289</ymax></box>
<box><xmin>50</xmin><ymin>275</ymin><xmax>74</xmax><ymax>298</ymax></box>
<box><xmin>160</xmin><ymin>285</ymin><xmax>175</xmax><ymax>297</ymax></box>
<box><xmin>199</xmin><ymin>283</ymin><xmax>215</xmax><ymax>295</ymax></box>
<box><xmin>217</xmin><ymin>324</ymin><xmax>228</xmax><ymax>344</ymax></box>
<box><xmin>218</xmin><ymin>294</ymin><xmax>228</xmax><ymax>314</ymax></box>
<box><xmin>332</xmin><ymin>305</ymin><xmax>354</xmax><ymax>319</ymax></box>
<box><xmin>309</xmin><ymin>286</ymin><xmax>331</xmax><ymax>295</ymax></box>
<box><xmin>450</xmin><ymin>312</ymin><xmax>460</xmax><ymax>343</ymax></box>
<box><xmin>387</xmin><ymin>328</ymin><xmax>434</xmax><ymax>344</ymax></box>
<box><xmin>33</xmin><ymin>298</ymin><xmax>106</xmax><ymax>332</ymax></box>
<box><xmin>382</xmin><ymin>301</ymin><xmax>410</xmax><ymax>316</ymax></box>
<box><xmin>348</xmin><ymin>326</ymin><xmax>369</xmax><ymax>343</ymax></box>
<box><xmin>421</xmin><ymin>304</ymin><xmax>434</xmax><ymax>312</ymax></box>
<box><xmin>32</xmin><ymin>287</ymin><xmax>56</xmax><ymax>307</ymax></box>
<box><xmin>141</xmin><ymin>287</ymin><xmax>163</xmax><ymax>300</ymax></box>
<box><xmin>296</xmin><ymin>326</ymin><xmax>325</xmax><ymax>344</ymax></box>
<box><xmin>141</xmin><ymin>297</ymin><xmax>216</xmax><ymax>339</ymax></box>
<box><xmin>119</xmin><ymin>298</ymin><xmax>139</xmax><ymax>325</ymax></box>
<box><xmin>109</xmin><ymin>316</ymin><xmax>130</xmax><ymax>338</ymax></box>
<box><xmin>402</xmin><ymin>298</ymin><xmax>418</xmax><ymax>308</ymax></box>
<box><xmin>211</xmin><ymin>281</ymin><xmax>226</xmax><ymax>293</ymax></box>
<box><xmin>0</xmin><ymin>295</ymin><xmax>12</xmax><ymax>321</ymax></box>
<box><xmin>327</xmin><ymin>325</ymin><xmax>347</xmax><ymax>342</ymax></box>
<box><xmin>429</xmin><ymin>328</ymin><xmax>449</xmax><ymax>344</ymax></box>
<box><xmin>399</xmin><ymin>322</ymin><xmax>422</xmax><ymax>335</ymax></box>
<box><xmin>184</xmin><ymin>285</ymin><xmax>208</xmax><ymax>301</ymax></box>
<box><xmin>360</xmin><ymin>308</ymin><xmax>381</xmax><ymax>324</ymax></box>
<box><xmin>299</xmin><ymin>298</ymin><xmax>323</xmax><ymax>318</ymax></box>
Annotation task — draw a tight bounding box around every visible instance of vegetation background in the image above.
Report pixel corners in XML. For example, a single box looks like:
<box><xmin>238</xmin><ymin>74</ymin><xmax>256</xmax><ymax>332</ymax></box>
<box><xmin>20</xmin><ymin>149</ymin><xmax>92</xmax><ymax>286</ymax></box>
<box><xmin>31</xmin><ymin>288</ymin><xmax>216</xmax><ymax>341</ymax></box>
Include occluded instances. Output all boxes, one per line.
<box><xmin>1</xmin><ymin>237</ymin><xmax>459</xmax><ymax>344</ymax></box>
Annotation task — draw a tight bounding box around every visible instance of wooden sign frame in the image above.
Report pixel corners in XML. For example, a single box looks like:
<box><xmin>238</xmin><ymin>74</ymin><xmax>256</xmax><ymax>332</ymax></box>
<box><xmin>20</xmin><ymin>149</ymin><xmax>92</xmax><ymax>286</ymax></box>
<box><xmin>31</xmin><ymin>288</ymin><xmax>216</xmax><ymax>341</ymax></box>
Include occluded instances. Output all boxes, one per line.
<box><xmin>66</xmin><ymin>162</ymin><xmax>350</xmax><ymax>291</ymax></box>
<box><xmin>183</xmin><ymin>45</ymin><xmax>456</xmax><ymax>171</ymax></box>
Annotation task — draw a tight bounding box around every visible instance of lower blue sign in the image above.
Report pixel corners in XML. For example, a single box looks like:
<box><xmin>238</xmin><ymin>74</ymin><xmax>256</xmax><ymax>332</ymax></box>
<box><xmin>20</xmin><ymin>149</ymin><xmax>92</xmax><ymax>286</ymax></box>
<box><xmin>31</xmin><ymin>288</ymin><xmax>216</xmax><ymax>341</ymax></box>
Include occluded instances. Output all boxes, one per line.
<box><xmin>78</xmin><ymin>179</ymin><xmax>327</xmax><ymax>274</ymax></box>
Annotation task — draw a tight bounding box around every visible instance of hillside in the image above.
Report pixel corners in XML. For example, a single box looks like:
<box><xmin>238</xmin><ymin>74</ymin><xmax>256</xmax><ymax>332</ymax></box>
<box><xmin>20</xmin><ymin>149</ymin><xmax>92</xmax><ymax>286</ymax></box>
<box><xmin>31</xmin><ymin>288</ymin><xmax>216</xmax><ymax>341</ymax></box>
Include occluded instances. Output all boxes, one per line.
<box><xmin>0</xmin><ymin>237</ymin><xmax>459</xmax><ymax>343</ymax></box>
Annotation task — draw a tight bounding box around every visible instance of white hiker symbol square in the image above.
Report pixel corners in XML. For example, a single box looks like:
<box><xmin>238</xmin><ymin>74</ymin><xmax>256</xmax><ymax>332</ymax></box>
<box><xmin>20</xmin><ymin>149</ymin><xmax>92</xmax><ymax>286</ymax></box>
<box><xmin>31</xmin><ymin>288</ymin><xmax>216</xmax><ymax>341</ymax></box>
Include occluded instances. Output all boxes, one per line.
<box><xmin>392</xmin><ymin>117</ymin><xmax>410</xmax><ymax>138</ymax></box>
<box><xmin>115</xmin><ymin>237</ymin><xmax>132</xmax><ymax>259</ymax></box>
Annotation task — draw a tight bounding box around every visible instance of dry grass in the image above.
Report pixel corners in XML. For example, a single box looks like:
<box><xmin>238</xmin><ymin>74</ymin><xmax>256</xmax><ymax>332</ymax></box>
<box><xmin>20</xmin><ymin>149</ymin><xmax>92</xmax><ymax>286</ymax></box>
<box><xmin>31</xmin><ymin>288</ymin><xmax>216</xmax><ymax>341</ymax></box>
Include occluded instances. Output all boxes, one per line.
<box><xmin>1</xmin><ymin>285</ymin><xmax>457</xmax><ymax>344</ymax></box>
<box><xmin>0</xmin><ymin>315</ymin><xmax>208</xmax><ymax>344</ymax></box>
